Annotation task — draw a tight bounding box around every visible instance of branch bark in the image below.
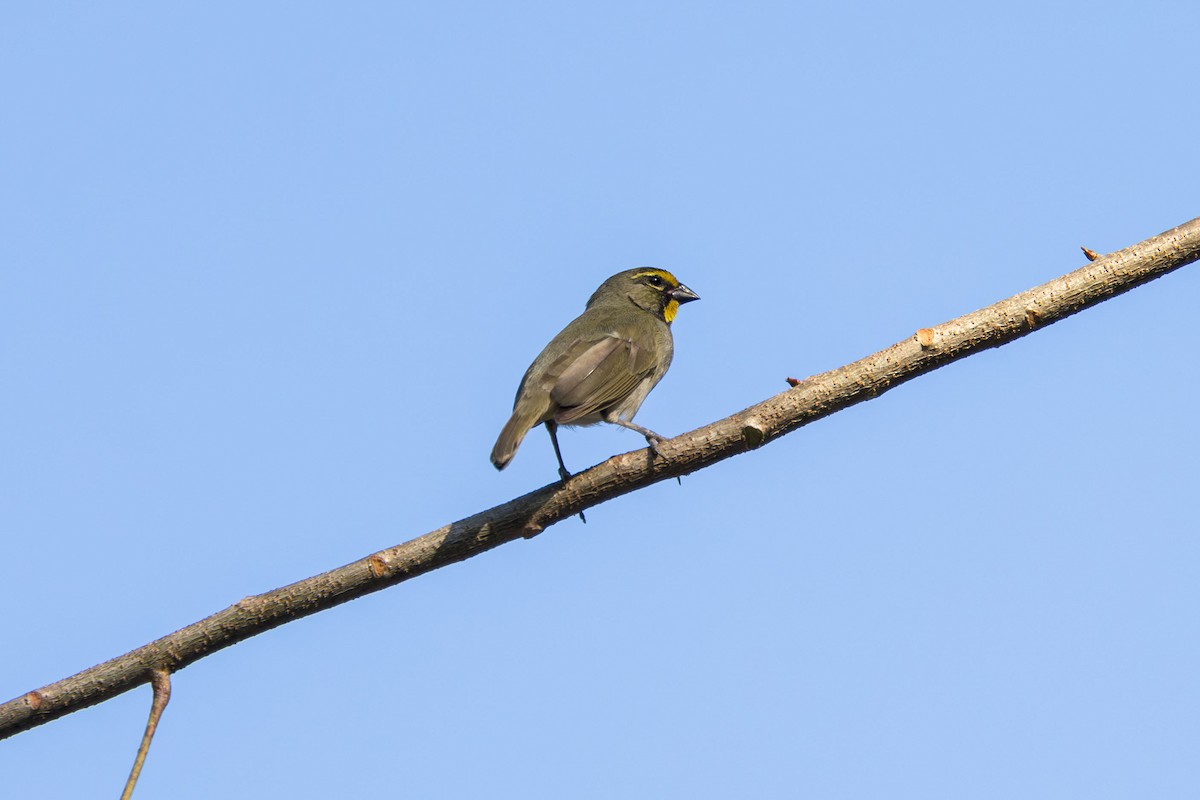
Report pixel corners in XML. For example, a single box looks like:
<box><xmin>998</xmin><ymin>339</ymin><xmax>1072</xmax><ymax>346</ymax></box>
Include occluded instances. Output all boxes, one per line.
<box><xmin>3</xmin><ymin>216</ymin><xmax>1199</xmax><ymax>741</ymax></box>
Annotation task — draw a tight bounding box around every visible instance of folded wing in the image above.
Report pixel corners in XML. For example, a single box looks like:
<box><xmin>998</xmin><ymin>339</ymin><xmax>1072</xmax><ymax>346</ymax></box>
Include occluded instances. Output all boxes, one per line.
<box><xmin>549</xmin><ymin>334</ymin><xmax>655</xmax><ymax>424</ymax></box>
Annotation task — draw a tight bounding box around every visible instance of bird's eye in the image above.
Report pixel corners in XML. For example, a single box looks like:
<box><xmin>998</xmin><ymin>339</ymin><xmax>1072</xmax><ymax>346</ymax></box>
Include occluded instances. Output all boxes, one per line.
<box><xmin>646</xmin><ymin>275</ymin><xmax>665</xmax><ymax>287</ymax></box>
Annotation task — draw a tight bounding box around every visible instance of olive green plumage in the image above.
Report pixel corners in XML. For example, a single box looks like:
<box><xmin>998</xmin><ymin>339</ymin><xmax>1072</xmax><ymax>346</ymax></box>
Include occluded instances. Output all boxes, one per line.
<box><xmin>491</xmin><ymin>267</ymin><xmax>700</xmax><ymax>479</ymax></box>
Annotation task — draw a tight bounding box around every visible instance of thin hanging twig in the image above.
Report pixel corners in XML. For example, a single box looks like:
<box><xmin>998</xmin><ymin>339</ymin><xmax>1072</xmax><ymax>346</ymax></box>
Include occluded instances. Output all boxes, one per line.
<box><xmin>119</xmin><ymin>669</ymin><xmax>172</xmax><ymax>800</ymax></box>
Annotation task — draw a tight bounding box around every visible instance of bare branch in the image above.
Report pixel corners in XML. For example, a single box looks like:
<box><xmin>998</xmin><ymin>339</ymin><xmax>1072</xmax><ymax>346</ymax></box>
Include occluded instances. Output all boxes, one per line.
<box><xmin>3</xmin><ymin>216</ymin><xmax>1199</xmax><ymax>741</ymax></box>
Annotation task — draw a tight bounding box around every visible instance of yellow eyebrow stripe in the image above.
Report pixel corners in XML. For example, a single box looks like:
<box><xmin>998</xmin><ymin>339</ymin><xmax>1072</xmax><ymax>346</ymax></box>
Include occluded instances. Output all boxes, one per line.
<box><xmin>631</xmin><ymin>268</ymin><xmax>679</xmax><ymax>286</ymax></box>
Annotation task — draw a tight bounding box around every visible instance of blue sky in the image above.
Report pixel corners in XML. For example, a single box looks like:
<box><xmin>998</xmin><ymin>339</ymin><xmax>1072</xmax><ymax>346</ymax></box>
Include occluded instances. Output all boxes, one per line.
<box><xmin>3</xmin><ymin>3</ymin><xmax>1199</xmax><ymax>798</ymax></box>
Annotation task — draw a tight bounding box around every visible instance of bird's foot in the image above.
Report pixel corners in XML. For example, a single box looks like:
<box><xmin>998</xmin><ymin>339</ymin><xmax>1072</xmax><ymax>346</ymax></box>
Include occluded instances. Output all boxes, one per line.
<box><xmin>641</xmin><ymin>433</ymin><xmax>682</xmax><ymax>484</ymax></box>
<box><xmin>555</xmin><ymin>466</ymin><xmax>586</xmax><ymax>522</ymax></box>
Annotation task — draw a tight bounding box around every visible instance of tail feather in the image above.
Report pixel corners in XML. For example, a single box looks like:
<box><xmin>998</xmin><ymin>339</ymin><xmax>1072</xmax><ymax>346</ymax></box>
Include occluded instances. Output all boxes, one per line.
<box><xmin>491</xmin><ymin>401</ymin><xmax>547</xmax><ymax>470</ymax></box>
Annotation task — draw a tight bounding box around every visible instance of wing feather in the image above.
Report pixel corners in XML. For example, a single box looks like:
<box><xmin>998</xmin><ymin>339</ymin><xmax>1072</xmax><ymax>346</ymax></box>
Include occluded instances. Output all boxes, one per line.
<box><xmin>550</xmin><ymin>334</ymin><xmax>652</xmax><ymax>424</ymax></box>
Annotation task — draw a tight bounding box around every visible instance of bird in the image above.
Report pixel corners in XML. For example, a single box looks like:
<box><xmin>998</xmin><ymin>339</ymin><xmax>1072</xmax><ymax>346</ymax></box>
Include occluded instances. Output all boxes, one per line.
<box><xmin>491</xmin><ymin>267</ymin><xmax>699</xmax><ymax>482</ymax></box>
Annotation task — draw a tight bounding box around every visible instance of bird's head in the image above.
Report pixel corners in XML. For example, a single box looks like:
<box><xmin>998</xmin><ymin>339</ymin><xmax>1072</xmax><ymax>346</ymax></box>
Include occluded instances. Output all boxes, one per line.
<box><xmin>589</xmin><ymin>267</ymin><xmax>700</xmax><ymax>323</ymax></box>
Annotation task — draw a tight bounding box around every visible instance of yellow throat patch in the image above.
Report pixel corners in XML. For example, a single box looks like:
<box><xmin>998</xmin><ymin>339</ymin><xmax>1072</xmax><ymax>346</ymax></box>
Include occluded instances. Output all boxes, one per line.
<box><xmin>664</xmin><ymin>299</ymin><xmax>680</xmax><ymax>323</ymax></box>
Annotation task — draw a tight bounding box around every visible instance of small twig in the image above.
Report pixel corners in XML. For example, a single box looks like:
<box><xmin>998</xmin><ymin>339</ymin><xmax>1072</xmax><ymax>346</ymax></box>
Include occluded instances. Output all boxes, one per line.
<box><xmin>120</xmin><ymin>669</ymin><xmax>172</xmax><ymax>800</ymax></box>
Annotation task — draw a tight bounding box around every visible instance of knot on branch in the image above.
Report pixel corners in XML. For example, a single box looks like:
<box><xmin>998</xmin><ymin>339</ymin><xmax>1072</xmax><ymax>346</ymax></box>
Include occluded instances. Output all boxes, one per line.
<box><xmin>741</xmin><ymin>421</ymin><xmax>766</xmax><ymax>449</ymax></box>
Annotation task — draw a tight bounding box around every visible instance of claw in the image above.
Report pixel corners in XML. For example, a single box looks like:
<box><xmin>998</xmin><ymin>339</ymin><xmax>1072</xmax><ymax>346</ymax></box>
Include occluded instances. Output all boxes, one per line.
<box><xmin>645</xmin><ymin>435</ymin><xmax>665</xmax><ymax>459</ymax></box>
<box><xmin>556</xmin><ymin>465</ymin><xmax>585</xmax><ymax>522</ymax></box>
<box><xmin>640</xmin><ymin>434</ymin><xmax>681</xmax><ymax>484</ymax></box>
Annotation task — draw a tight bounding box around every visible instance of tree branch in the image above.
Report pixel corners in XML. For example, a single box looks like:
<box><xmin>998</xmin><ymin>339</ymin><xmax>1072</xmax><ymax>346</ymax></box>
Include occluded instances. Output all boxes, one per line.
<box><xmin>3</xmin><ymin>216</ymin><xmax>1199</xmax><ymax>741</ymax></box>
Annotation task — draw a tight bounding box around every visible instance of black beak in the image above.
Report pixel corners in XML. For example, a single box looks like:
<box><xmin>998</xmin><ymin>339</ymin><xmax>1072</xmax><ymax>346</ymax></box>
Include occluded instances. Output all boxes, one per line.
<box><xmin>671</xmin><ymin>283</ymin><xmax>700</xmax><ymax>304</ymax></box>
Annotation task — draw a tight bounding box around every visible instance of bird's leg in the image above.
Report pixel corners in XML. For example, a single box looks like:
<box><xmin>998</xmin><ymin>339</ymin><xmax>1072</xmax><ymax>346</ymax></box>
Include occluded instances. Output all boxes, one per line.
<box><xmin>545</xmin><ymin>421</ymin><xmax>586</xmax><ymax>523</ymax></box>
<box><xmin>611</xmin><ymin>418</ymin><xmax>667</xmax><ymax>458</ymax></box>
<box><xmin>611</xmin><ymin>418</ymin><xmax>682</xmax><ymax>484</ymax></box>
<box><xmin>545</xmin><ymin>421</ymin><xmax>572</xmax><ymax>482</ymax></box>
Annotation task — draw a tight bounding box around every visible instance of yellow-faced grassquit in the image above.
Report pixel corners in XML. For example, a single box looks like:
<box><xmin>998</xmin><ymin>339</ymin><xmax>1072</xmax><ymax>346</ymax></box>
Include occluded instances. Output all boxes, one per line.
<box><xmin>491</xmin><ymin>268</ymin><xmax>699</xmax><ymax>481</ymax></box>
